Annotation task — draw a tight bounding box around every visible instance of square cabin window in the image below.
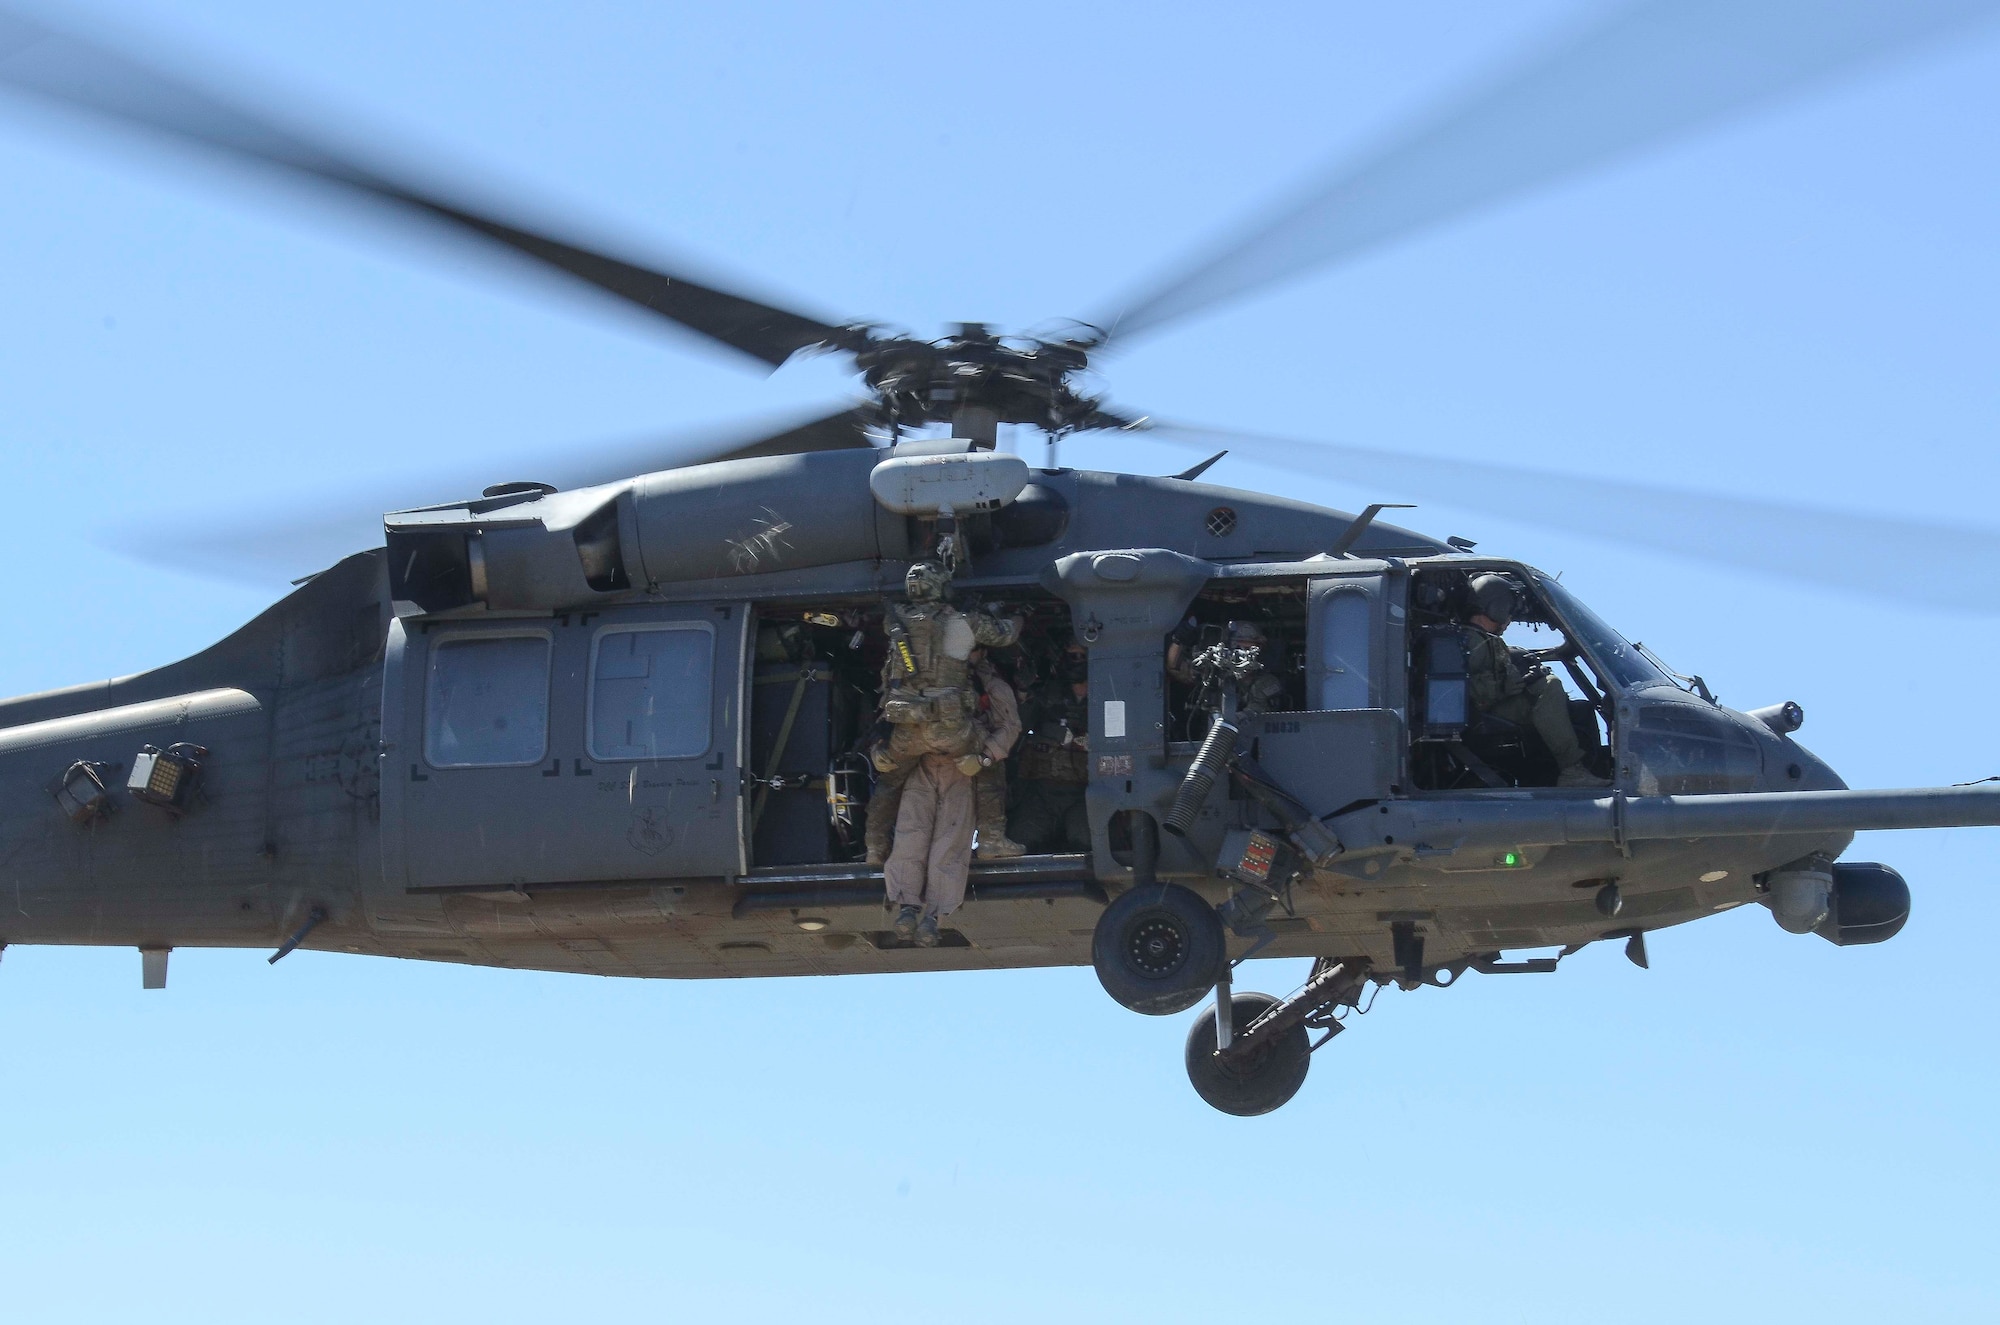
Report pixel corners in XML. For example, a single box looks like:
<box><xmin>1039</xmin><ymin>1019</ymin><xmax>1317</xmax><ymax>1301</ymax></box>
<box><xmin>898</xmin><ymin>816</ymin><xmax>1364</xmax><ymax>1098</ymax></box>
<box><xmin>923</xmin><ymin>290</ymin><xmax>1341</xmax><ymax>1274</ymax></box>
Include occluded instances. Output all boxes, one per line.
<box><xmin>589</xmin><ymin>624</ymin><xmax>714</xmax><ymax>761</ymax></box>
<box><xmin>425</xmin><ymin>633</ymin><xmax>552</xmax><ymax>768</ymax></box>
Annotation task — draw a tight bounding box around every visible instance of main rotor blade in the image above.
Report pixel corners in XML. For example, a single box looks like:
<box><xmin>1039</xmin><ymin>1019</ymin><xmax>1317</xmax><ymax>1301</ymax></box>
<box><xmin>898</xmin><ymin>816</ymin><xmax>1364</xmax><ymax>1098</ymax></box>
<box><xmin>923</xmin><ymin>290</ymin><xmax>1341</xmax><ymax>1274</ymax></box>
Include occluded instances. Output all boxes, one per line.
<box><xmin>1147</xmin><ymin>422</ymin><xmax>1997</xmax><ymax>612</ymax></box>
<box><xmin>1098</xmin><ymin>0</ymin><xmax>2000</xmax><ymax>343</ymax></box>
<box><xmin>113</xmin><ymin>403</ymin><xmax>881</xmax><ymax>586</ymax></box>
<box><xmin>0</xmin><ymin>9</ymin><xmax>848</xmax><ymax>368</ymax></box>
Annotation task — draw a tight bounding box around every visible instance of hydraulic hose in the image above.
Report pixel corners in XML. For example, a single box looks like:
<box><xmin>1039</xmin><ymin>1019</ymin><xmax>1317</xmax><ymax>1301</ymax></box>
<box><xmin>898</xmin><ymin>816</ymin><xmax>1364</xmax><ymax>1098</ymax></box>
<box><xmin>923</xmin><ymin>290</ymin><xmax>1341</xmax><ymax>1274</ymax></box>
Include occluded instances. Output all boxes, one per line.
<box><xmin>1164</xmin><ymin>718</ymin><xmax>1237</xmax><ymax>837</ymax></box>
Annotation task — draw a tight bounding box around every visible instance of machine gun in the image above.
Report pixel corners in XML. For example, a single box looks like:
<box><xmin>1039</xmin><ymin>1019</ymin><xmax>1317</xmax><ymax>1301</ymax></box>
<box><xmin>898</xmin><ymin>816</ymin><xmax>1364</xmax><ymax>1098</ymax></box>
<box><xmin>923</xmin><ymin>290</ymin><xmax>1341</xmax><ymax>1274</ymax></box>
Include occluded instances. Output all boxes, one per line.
<box><xmin>1183</xmin><ymin>640</ymin><xmax>1267</xmax><ymax>722</ymax></box>
<box><xmin>1162</xmin><ymin>631</ymin><xmax>1343</xmax><ymax>941</ymax></box>
<box><xmin>1164</xmin><ymin>638</ymin><xmax>1267</xmax><ymax>839</ymax></box>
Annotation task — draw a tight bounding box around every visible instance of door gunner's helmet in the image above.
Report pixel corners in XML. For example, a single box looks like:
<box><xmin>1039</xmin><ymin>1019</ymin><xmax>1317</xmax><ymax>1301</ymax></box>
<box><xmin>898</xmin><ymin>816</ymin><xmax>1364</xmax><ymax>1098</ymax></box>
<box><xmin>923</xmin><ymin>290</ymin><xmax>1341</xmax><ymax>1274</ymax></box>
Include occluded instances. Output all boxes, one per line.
<box><xmin>905</xmin><ymin>560</ymin><xmax>949</xmax><ymax>602</ymax></box>
<box><xmin>1467</xmin><ymin>573</ymin><xmax>1522</xmax><ymax>629</ymax></box>
<box><xmin>1226</xmin><ymin>620</ymin><xmax>1267</xmax><ymax>648</ymax></box>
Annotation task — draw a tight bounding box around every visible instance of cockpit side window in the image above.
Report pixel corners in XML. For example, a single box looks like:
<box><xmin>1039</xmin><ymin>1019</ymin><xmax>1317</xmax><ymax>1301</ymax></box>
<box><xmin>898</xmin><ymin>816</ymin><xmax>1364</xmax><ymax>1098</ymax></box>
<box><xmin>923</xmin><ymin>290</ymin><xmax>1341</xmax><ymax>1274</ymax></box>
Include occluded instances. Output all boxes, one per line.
<box><xmin>1404</xmin><ymin>566</ymin><xmax>1615</xmax><ymax>791</ymax></box>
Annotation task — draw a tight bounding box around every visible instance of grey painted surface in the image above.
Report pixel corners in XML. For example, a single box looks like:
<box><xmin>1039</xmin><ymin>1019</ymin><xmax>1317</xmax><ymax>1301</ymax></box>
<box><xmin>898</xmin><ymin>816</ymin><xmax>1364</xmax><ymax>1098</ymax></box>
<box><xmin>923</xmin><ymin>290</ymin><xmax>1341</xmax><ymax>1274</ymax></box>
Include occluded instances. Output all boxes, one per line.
<box><xmin>2</xmin><ymin>453</ymin><xmax>1994</xmax><ymax>985</ymax></box>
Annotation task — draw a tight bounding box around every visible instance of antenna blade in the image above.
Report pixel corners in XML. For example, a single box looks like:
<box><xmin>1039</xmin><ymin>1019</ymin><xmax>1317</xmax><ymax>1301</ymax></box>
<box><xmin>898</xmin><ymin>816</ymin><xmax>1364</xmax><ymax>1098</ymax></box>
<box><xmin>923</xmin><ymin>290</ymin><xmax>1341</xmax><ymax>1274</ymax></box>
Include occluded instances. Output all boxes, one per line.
<box><xmin>1147</xmin><ymin>422</ymin><xmax>1998</xmax><ymax>611</ymax></box>
<box><xmin>1167</xmin><ymin>450</ymin><xmax>1229</xmax><ymax>481</ymax></box>
<box><xmin>1097</xmin><ymin>0</ymin><xmax>2000</xmax><ymax>343</ymax></box>
<box><xmin>0</xmin><ymin>8</ymin><xmax>849</xmax><ymax>367</ymax></box>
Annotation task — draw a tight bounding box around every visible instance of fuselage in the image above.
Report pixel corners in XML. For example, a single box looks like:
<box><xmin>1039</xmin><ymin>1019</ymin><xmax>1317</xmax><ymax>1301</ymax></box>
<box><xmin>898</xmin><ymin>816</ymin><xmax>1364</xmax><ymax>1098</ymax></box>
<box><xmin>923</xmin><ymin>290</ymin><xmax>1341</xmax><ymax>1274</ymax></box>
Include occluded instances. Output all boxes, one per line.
<box><xmin>0</xmin><ymin>449</ymin><xmax>1884</xmax><ymax>982</ymax></box>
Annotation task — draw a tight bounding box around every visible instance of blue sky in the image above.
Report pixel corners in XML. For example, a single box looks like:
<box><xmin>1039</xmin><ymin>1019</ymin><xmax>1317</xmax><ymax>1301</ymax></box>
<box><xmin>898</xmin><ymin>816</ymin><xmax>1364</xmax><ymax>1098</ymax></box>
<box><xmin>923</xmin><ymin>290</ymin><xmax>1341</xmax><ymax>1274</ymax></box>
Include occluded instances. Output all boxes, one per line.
<box><xmin>2</xmin><ymin>2</ymin><xmax>1998</xmax><ymax>1320</ymax></box>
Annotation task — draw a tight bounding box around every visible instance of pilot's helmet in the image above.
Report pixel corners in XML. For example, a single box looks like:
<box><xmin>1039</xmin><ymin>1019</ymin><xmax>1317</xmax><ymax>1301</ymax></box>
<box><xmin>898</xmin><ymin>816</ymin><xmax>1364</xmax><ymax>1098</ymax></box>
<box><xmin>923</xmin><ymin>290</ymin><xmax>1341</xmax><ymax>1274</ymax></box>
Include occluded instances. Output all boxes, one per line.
<box><xmin>905</xmin><ymin>560</ymin><xmax>949</xmax><ymax>602</ymax></box>
<box><xmin>1467</xmin><ymin>573</ymin><xmax>1522</xmax><ymax>629</ymax></box>
<box><xmin>1227</xmin><ymin>620</ymin><xmax>1268</xmax><ymax>648</ymax></box>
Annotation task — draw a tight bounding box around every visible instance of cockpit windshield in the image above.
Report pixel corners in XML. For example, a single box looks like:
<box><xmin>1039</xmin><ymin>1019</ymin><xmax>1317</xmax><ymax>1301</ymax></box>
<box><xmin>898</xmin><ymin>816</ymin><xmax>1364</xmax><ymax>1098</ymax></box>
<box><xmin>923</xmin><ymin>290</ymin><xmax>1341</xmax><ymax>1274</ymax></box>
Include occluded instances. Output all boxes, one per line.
<box><xmin>1532</xmin><ymin>575</ymin><xmax>1674</xmax><ymax>692</ymax></box>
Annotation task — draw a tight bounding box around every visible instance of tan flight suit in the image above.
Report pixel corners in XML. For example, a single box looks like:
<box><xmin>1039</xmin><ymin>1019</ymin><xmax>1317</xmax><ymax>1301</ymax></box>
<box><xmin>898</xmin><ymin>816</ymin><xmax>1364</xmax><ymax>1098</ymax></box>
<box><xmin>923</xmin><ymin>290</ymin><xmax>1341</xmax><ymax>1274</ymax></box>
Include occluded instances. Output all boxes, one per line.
<box><xmin>1463</xmin><ymin>625</ymin><xmax>1588</xmax><ymax>774</ymax></box>
<box><xmin>885</xmin><ymin>754</ymin><xmax>978</xmax><ymax>920</ymax></box>
<box><xmin>864</xmin><ymin>599</ymin><xmax>1021</xmax><ymax>863</ymax></box>
<box><xmin>868</xmin><ymin>657</ymin><xmax>1022</xmax><ymax>860</ymax></box>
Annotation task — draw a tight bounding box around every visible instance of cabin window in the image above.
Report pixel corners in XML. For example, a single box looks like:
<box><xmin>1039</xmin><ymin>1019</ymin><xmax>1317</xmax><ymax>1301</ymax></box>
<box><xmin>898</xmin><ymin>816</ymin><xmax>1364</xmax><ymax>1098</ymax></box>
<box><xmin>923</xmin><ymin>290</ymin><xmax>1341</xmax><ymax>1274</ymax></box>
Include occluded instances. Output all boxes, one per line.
<box><xmin>588</xmin><ymin>623</ymin><xmax>715</xmax><ymax>761</ymax></box>
<box><xmin>425</xmin><ymin>633</ymin><xmax>552</xmax><ymax>768</ymax></box>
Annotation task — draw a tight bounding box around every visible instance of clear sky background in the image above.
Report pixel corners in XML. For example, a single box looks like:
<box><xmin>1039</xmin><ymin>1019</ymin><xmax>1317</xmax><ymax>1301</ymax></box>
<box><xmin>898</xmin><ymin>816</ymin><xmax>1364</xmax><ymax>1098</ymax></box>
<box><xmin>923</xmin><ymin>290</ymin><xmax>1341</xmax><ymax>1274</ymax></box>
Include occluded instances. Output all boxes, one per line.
<box><xmin>2</xmin><ymin>2</ymin><xmax>1998</xmax><ymax>1320</ymax></box>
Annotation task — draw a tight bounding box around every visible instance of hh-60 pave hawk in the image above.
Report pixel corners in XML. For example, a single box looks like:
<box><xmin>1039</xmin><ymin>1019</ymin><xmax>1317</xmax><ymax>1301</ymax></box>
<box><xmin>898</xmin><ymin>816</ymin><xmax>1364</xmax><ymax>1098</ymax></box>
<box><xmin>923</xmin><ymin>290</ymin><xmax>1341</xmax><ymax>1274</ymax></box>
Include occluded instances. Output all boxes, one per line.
<box><xmin>4</xmin><ymin>1</ymin><xmax>1999</xmax><ymax>1114</ymax></box>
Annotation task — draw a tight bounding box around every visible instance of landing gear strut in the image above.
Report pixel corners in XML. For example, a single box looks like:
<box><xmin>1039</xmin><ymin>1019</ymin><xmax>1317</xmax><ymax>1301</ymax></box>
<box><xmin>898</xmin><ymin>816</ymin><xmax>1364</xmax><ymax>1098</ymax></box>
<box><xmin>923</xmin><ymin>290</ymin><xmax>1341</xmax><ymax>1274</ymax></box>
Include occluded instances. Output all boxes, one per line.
<box><xmin>1185</xmin><ymin>958</ymin><xmax>1372</xmax><ymax>1115</ymax></box>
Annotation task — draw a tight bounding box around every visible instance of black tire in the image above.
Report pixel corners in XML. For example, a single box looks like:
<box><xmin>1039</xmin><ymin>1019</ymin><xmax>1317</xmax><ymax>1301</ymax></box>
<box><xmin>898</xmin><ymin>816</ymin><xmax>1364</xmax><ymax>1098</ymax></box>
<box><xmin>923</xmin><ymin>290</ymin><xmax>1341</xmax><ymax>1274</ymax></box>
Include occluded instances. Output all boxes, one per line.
<box><xmin>1090</xmin><ymin>882</ymin><xmax>1226</xmax><ymax>1016</ymax></box>
<box><xmin>1184</xmin><ymin>992</ymin><xmax>1311</xmax><ymax>1116</ymax></box>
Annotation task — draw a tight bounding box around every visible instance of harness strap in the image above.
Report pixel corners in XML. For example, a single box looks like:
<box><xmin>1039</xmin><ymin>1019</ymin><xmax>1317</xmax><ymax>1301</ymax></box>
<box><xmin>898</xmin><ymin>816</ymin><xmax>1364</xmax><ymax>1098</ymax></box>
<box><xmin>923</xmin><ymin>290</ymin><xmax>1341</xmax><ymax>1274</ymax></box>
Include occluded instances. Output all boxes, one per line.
<box><xmin>751</xmin><ymin>665</ymin><xmax>816</xmax><ymax>832</ymax></box>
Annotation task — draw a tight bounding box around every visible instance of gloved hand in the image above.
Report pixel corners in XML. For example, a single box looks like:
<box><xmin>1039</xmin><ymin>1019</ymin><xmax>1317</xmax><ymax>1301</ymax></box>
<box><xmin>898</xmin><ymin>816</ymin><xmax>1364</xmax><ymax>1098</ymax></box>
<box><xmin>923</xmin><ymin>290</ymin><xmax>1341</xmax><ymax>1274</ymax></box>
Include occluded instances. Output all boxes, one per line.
<box><xmin>956</xmin><ymin>754</ymin><xmax>987</xmax><ymax>777</ymax></box>
<box><xmin>870</xmin><ymin>745</ymin><xmax>898</xmax><ymax>774</ymax></box>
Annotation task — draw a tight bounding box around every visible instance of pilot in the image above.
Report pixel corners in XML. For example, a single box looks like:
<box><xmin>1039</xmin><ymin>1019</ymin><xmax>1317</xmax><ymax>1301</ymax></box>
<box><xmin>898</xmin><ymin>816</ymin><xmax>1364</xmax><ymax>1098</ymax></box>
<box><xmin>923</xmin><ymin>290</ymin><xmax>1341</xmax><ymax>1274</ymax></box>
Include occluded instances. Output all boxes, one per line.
<box><xmin>863</xmin><ymin>561</ymin><xmax>1022</xmax><ymax>865</ymax></box>
<box><xmin>1463</xmin><ymin>573</ymin><xmax>1608</xmax><ymax>789</ymax></box>
<box><xmin>1010</xmin><ymin>638</ymin><xmax>1092</xmax><ymax>853</ymax></box>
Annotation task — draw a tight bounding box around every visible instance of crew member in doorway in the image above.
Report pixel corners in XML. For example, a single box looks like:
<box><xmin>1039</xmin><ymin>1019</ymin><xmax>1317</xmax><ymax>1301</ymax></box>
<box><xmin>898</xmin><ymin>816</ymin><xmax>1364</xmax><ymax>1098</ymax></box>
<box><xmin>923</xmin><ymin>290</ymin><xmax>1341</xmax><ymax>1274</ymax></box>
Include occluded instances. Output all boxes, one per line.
<box><xmin>1166</xmin><ymin>617</ymin><xmax>1287</xmax><ymax>733</ymax></box>
<box><xmin>969</xmin><ymin>646</ymin><xmax>1025</xmax><ymax>859</ymax></box>
<box><xmin>883</xmin><ymin>645</ymin><xmax>1022</xmax><ymax>946</ymax></box>
<box><xmin>1217</xmin><ymin>620</ymin><xmax>1287</xmax><ymax>715</ymax></box>
<box><xmin>1463</xmin><ymin>573</ymin><xmax>1608</xmax><ymax>789</ymax></box>
<box><xmin>875</xmin><ymin>643</ymin><xmax>1023</xmax><ymax>863</ymax></box>
<box><xmin>1010</xmin><ymin>637</ymin><xmax>1091</xmax><ymax>853</ymax></box>
<box><xmin>863</xmin><ymin>561</ymin><xmax>1022</xmax><ymax>865</ymax></box>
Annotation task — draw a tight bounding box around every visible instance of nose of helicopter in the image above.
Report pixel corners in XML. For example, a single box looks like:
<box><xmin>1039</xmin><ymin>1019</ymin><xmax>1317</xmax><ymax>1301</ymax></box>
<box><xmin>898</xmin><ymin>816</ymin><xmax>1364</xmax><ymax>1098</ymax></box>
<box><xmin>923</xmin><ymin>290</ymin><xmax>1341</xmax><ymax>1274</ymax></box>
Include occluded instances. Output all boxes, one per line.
<box><xmin>1772</xmin><ymin>738</ymin><xmax>1846</xmax><ymax>793</ymax></box>
<box><xmin>1742</xmin><ymin>705</ymin><xmax>1846</xmax><ymax>794</ymax></box>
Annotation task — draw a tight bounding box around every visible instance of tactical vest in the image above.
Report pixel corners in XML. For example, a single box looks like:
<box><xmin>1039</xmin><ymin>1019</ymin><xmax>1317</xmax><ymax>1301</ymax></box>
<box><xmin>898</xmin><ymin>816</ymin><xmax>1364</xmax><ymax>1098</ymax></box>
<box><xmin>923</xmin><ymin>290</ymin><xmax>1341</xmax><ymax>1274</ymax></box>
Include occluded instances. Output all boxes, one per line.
<box><xmin>881</xmin><ymin>602</ymin><xmax>977</xmax><ymax>725</ymax></box>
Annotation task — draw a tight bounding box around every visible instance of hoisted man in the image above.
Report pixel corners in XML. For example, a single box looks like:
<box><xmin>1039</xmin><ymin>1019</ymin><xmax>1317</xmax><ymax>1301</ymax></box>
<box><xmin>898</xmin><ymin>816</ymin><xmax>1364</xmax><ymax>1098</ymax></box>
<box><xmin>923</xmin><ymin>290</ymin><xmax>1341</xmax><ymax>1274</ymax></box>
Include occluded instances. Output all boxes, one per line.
<box><xmin>865</xmin><ymin>560</ymin><xmax>1021</xmax><ymax>946</ymax></box>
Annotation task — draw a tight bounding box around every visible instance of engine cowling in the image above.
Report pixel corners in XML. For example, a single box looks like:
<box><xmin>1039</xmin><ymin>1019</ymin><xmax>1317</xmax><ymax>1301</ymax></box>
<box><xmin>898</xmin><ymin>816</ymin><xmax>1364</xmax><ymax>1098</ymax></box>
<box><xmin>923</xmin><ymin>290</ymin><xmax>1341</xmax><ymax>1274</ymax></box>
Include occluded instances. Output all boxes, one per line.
<box><xmin>382</xmin><ymin>442</ymin><xmax>1037</xmax><ymax>614</ymax></box>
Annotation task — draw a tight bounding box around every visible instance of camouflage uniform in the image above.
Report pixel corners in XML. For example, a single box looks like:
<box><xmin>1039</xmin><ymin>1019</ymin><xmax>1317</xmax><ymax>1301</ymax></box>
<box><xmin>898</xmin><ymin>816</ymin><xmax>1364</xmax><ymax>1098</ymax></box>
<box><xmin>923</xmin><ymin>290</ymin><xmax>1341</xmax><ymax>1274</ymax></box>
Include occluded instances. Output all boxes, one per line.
<box><xmin>1167</xmin><ymin>618</ymin><xmax>1288</xmax><ymax>719</ymax></box>
<box><xmin>1463</xmin><ymin>625</ymin><xmax>1589</xmax><ymax>775</ymax></box>
<box><xmin>864</xmin><ymin>592</ymin><xmax>1021</xmax><ymax>864</ymax></box>
<box><xmin>969</xmin><ymin>657</ymin><xmax>1024</xmax><ymax>858</ymax></box>
<box><xmin>1009</xmin><ymin>678</ymin><xmax>1092</xmax><ymax>854</ymax></box>
<box><xmin>1236</xmin><ymin>669</ymin><xmax>1287</xmax><ymax>716</ymax></box>
<box><xmin>872</xmin><ymin>656</ymin><xmax>1025</xmax><ymax>861</ymax></box>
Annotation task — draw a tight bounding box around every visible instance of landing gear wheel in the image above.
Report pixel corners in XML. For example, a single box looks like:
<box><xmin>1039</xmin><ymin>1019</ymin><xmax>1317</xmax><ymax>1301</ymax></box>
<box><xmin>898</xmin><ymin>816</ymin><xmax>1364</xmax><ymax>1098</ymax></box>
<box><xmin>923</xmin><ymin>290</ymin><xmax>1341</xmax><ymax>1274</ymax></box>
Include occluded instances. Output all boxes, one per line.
<box><xmin>1091</xmin><ymin>882</ymin><xmax>1226</xmax><ymax>1016</ymax></box>
<box><xmin>1184</xmin><ymin>992</ymin><xmax>1311</xmax><ymax>1116</ymax></box>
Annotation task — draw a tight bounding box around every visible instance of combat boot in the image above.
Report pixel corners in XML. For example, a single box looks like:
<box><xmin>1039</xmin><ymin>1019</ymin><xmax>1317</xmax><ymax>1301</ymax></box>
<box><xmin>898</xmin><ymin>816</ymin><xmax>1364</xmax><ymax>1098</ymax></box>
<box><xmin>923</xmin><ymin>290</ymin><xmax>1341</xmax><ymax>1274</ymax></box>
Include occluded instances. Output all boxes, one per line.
<box><xmin>915</xmin><ymin>913</ymin><xmax>941</xmax><ymax>947</ymax></box>
<box><xmin>893</xmin><ymin>904</ymin><xmax>920</xmax><ymax>941</ymax></box>
<box><xmin>1557</xmin><ymin>764</ymin><xmax>1611</xmax><ymax>789</ymax></box>
<box><xmin>975</xmin><ymin>831</ymin><xmax>1027</xmax><ymax>860</ymax></box>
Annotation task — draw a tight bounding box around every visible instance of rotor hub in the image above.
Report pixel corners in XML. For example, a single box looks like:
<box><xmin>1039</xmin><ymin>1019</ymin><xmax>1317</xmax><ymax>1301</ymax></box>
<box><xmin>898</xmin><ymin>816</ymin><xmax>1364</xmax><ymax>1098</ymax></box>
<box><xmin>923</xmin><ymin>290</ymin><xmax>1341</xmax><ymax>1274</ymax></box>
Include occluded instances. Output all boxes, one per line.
<box><xmin>849</xmin><ymin>323</ymin><xmax>1130</xmax><ymax>446</ymax></box>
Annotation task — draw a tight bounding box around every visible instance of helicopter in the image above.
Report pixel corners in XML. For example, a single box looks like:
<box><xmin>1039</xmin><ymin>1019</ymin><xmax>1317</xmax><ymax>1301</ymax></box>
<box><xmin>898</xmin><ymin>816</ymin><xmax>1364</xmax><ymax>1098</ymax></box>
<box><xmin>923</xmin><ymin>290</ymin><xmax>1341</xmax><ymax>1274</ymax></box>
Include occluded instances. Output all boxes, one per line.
<box><xmin>3</xmin><ymin>0</ymin><xmax>2000</xmax><ymax>1116</ymax></box>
